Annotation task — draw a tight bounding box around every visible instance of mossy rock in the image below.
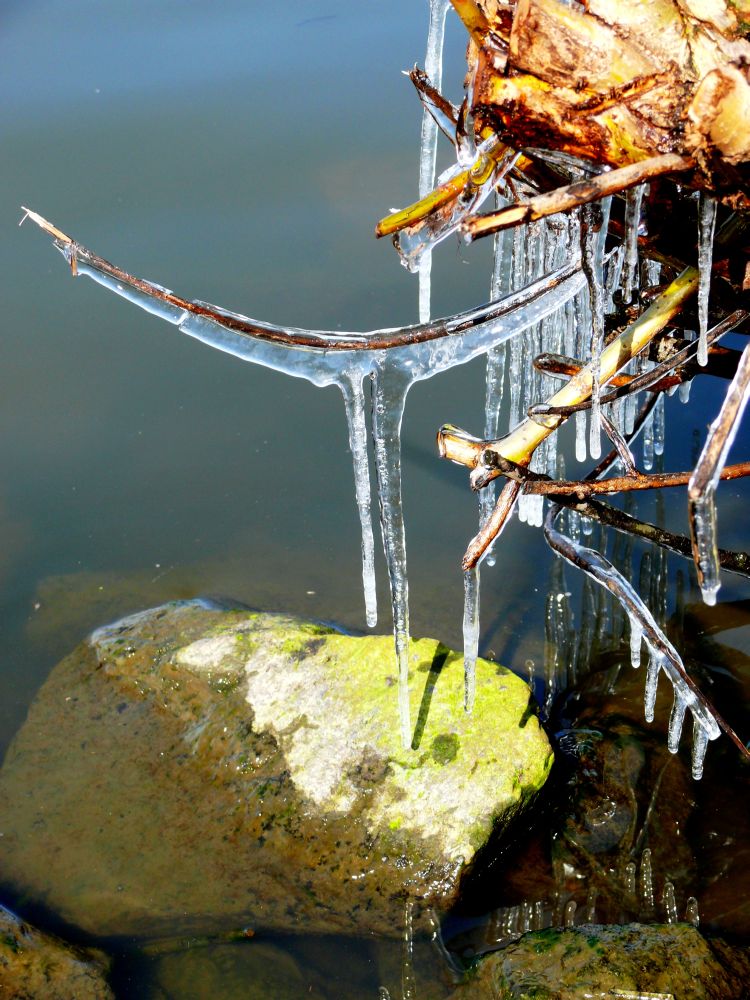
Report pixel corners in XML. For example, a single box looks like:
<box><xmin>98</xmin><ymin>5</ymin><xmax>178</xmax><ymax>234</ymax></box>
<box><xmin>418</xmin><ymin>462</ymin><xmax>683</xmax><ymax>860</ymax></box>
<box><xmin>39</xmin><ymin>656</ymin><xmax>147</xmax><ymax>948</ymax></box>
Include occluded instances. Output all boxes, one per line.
<box><xmin>0</xmin><ymin>601</ymin><xmax>552</xmax><ymax>938</ymax></box>
<box><xmin>0</xmin><ymin>904</ymin><xmax>113</xmax><ymax>999</ymax></box>
<box><xmin>448</xmin><ymin>923</ymin><xmax>750</xmax><ymax>999</ymax></box>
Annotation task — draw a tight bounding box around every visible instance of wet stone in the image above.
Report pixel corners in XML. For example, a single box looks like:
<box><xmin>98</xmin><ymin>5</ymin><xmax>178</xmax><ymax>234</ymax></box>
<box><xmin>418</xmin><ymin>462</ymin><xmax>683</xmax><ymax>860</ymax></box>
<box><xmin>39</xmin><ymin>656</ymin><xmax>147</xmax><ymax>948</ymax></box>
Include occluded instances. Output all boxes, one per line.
<box><xmin>0</xmin><ymin>904</ymin><xmax>113</xmax><ymax>999</ymax></box>
<box><xmin>447</xmin><ymin>922</ymin><xmax>750</xmax><ymax>1000</ymax></box>
<box><xmin>0</xmin><ymin>600</ymin><xmax>552</xmax><ymax>939</ymax></box>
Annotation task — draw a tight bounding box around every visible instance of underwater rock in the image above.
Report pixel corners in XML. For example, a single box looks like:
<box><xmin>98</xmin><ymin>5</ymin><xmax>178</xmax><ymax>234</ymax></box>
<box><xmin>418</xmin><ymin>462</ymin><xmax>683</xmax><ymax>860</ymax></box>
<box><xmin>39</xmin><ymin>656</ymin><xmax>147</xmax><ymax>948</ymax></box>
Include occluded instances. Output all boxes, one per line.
<box><xmin>0</xmin><ymin>903</ymin><xmax>113</xmax><ymax>999</ymax></box>
<box><xmin>0</xmin><ymin>600</ymin><xmax>551</xmax><ymax>939</ymax></box>
<box><xmin>447</xmin><ymin>922</ymin><xmax>750</xmax><ymax>999</ymax></box>
<box><xmin>144</xmin><ymin>941</ymin><xmax>312</xmax><ymax>1000</ymax></box>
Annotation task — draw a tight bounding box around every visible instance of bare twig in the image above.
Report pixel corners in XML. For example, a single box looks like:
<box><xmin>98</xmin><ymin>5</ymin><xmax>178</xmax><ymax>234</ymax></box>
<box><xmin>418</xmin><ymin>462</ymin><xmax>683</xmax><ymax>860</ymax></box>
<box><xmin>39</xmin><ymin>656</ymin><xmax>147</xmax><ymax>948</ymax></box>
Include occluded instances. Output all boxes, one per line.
<box><xmin>571</xmin><ymin>498</ymin><xmax>750</xmax><ymax>580</ymax></box>
<box><xmin>461</xmin><ymin>480</ymin><xmax>522</xmax><ymax>570</ymax></box>
<box><xmin>463</xmin><ymin>155</ymin><xmax>694</xmax><ymax>239</ymax></box>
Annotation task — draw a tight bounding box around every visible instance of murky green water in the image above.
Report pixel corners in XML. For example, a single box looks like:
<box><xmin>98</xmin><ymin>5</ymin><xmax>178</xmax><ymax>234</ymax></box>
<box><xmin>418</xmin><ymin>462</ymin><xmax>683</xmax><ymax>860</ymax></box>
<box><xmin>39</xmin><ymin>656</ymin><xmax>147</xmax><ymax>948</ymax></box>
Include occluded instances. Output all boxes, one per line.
<box><xmin>3</xmin><ymin>3</ymin><xmax>750</xmax><ymax>996</ymax></box>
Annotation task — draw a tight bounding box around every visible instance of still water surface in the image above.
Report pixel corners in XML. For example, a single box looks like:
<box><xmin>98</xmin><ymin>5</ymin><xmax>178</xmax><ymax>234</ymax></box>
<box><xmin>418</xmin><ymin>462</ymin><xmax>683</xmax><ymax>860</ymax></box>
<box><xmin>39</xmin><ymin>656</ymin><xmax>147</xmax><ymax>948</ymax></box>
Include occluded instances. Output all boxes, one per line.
<box><xmin>3</xmin><ymin>3</ymin><xmax>750</xmax><ymax>996</ymax></box>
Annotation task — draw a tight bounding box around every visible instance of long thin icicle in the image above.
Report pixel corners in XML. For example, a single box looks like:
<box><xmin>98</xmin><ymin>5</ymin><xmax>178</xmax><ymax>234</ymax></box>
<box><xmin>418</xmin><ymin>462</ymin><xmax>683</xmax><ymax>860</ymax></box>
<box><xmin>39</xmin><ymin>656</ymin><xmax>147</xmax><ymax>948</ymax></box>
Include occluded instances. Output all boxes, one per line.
<box><xmin>372</xmin><ymin>368</ymin><xmax>414</xmax><ymax>748</ymax></box>
<box><xmin>339</xmin><ymin>373</ymin><xmax>378</xmax><ymax>627</ymax></box>
<box><xmin>697</xmin><ymin>192</ymin><xmax>717</xmax><ymax>367</ymax></box>
<box><xmin>688</xmin><ymin>342</ymin><xmax>750</xmax><ymax>604</ymax></box>
<box><xmin>580</xmin><ymin>202</ymin><xmax>608</xmax><ymax>460</ymax></box>
<box><xmin>462</xmin><ymin>569</ymin><xmax>480</xmax><ymax>711</ymax></box>
<box><xmin>621</xmin><ymin>184</ymin><xmax>645</xmax><ymax>305</ymax></box>
<box><xmin>417</xmin><ymin>0</ymin><xmax>452</xmax><ymax>323</ymax></box>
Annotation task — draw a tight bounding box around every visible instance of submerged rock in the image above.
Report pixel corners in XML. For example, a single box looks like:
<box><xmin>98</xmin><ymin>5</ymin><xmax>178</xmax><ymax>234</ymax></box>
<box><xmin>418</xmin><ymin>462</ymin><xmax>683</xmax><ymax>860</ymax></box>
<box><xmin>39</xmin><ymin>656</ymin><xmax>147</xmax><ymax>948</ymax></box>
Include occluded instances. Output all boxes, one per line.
<box><xmin>448</xmin><ymin>922</ymin><xmax>750</xmax><ymax>1000</ymax></box>
<box><xmin>0</xmin><ymin>904</ymin><xmax>113</xmax><ymax>999</ymax></box>
<box><xmin>0</xmin><ymin>601</ymin><xmax>552</xmax><ymax>939</ymax></box>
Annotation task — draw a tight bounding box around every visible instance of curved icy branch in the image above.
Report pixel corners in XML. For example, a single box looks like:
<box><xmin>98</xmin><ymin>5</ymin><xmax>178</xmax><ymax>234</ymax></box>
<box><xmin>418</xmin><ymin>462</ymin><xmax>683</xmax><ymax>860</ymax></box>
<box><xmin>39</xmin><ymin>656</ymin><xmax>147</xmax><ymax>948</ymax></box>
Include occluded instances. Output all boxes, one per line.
<box><xmin>19</xmin><ymin>208</ymin><xmax>581</xmax><ymax>354</ymax></box>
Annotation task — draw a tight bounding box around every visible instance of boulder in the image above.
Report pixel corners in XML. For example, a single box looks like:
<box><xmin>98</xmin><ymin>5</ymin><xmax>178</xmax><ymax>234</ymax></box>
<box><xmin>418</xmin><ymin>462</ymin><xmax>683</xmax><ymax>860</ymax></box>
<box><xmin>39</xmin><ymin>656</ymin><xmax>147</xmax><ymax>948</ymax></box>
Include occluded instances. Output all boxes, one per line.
<box><xmin>447</xmin><ymin>922</ymin><xmax>750</xmax><ymax>999</ymax></box>
<box><xmin>0</xmin><ymin>601</ymin><xmax>552</xmax><ymax>939</ymax></box>
<box><xmin>0</xmin><ymin>904</ymin><xmax>112</xmax><ymax>999</ymax></box>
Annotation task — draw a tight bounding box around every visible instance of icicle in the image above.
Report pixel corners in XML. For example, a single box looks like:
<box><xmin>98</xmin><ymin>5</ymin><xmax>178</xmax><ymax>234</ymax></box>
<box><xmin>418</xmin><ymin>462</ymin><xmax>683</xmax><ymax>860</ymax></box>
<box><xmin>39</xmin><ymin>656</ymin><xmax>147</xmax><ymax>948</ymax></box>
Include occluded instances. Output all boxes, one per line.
<box><xmin>563</xmin><ymin>900</ymin><xmax>577</xmax><ymax>928</ymax></box>
<box><xmin>533</xmin><ymin>901</ymin><xmax>544</xmax><ymax>930</ymax></box>
<box><xmin>689</xmin><ymin>342</ymin><xmax>750</xmax><ymax>605</ymax></box>
<box><xmin>628</xmin><ymin>615</ymin><xmax>642</xmax><ymax>669</ymax></box>
<box><xmin>462</xmin><ymin>568</ymin><xmax>480</xmax><ymax>712</ymax></box>
<box><xmin>621</xmin><ymin>184</ymin><xmax>646</xmax><ymax>304</ymax></box>
<box><xmin>372</xmin><ymin>369</ymin><xmax>414</xmax><ymax>749</ymax></box>
<box><xmin>580</xmin><ymin>203</ymin><xmax>607</xmax><ymax>460</ymax></box>
<box><xmin>340</xmin><ymin>373</ymin><xmax>378</xmax><ymax>627</ymax></box>
<box><xmin>653</xmin><ymin>393</ymin><xmax>665</xmax><ymax>456</ymax></box>
<box><xmin>696</xmin><ymin>193</ymin><xmax>717</xmax><ymax>367</ymax></box>
<box><xmin>662</xmin><ymin>881</ymin><xmax>678</xmax><ymax>923</ymax></box>
<box><xmin>575</xmin><ymin>409</ymin><xmax>588</xmax><ymax>463</ymax></box>
<box><xmin>520</xmin><ymin>901</ymin><xmax>533</xmax><ymax>934</ymax></box>
<box><xmin>417</xmin><ymin>0</ymin><xmax>451</xmax><ymax>323</ymax></box>
<box><xmin>642</xmin><ymin>382</ymin><xmax>656</xmax><ymax>471</ymax></box>
<box><xmin>585</xmin><ymin>888</ymin><xmax>597</xmax><ymax>923</ymax></box>
<box><xmin>643</xmin><ymin>647</ymin><xmax>661</xmax><ymax>723</ymax></box>
<box><xmin>691</xmin><ymin>717</ymin><xmax>711</xmax><ymax>780</ymax></box>
<box><xmin>639</xmin><ymin>848</ymin><xmax>654</xmax><ymax>908</ymax></box>
<box><xmin>685</xmin><ymin>897</ymin><xmax>700</xmax><ymax>926</ymax></box>
<box><xmin>667</xmin><ymin>690</ymin><xmax>689</xmax><ymax>753</ymax></box>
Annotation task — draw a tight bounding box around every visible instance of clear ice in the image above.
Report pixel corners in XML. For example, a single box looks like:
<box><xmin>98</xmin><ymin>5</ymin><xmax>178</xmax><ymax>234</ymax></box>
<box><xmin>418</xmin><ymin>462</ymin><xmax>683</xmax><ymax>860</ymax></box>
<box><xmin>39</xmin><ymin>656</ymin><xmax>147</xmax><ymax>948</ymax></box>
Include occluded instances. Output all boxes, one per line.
<box><xmin>697</xmin><ymin>193</ymin><xmax>717</xmax><ymax>367</ymax></box>
<box><xmin>417</xmin><ymin>0</ymin><xmax>451</xmax><ymax>323</ymax></box>
<box><xmin>688</xmin><ymin>342</ymin><xmax>750</xmax><ymax>605</ymax></box>
<box><xmin>579</xmin><ymin>204</ymin><xmax>607</xmax><ymax>460</ymax></box>
<box><xmin>621</xmin><ymin>184</ymin><xmax>645</xmax><ymax>305</ymax></box>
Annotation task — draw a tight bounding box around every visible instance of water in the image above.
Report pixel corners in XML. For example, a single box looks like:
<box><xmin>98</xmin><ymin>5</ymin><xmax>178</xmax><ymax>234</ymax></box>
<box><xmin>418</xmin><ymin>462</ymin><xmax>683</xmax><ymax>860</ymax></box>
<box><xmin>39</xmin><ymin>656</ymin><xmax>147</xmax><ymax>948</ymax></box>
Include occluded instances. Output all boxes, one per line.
<box><xmin>3</xmin><ymin>2</ymin><xmax>750</xmax><ymax>996</ymax></box>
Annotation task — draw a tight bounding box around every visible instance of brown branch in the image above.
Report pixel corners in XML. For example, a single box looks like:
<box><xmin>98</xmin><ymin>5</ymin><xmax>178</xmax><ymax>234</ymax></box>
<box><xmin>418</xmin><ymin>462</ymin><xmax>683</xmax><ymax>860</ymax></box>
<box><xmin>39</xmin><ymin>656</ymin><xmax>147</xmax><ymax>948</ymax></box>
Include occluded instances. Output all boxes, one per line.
<box><xmin>461</xmin><ymin>480</ymin><xmax>522</xmax><ymax>570</ymax></box>
<box><xmin>523</xmin><ymin>461</ymin><xmax>750</xmax><ymax>497</ymax></box>
<box><xmin>463</xmin><ymin>154</ymin><xmax>694</xmax><ymax>239</ymax></box>
<box><xmin>570</xmin><ymin>498</ymin><xmax>750</xmax><ymax>580</ymax></box>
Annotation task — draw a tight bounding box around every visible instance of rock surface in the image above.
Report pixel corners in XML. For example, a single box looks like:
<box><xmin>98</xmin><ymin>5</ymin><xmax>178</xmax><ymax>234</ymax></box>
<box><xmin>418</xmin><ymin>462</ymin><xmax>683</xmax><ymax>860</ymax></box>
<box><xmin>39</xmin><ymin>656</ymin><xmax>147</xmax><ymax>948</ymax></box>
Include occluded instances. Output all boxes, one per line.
<box><xmin>0</xmin><ymin>601</ymin><xmax>552</xmax><ymax>938</ymax></box>
<box><xmin>0</xmin><ymin>904</ymin><xmax>113</xmax><ymax>999</ymax></box>
<box><xmin>448</xmin><ymin>922</ymin><xmax>750</xmax><ymax>1000</ymax></box>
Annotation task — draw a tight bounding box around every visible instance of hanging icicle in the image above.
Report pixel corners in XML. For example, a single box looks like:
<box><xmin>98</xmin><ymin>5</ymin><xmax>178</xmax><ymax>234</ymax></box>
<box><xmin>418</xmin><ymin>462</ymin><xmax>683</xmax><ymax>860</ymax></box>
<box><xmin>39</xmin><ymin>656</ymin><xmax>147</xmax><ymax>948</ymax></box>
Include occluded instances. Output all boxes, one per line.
<box><xmin>688</xmin><ymin>342</ymin><xmax>750</xmax><ymax>605</ymax></box>
<box><xmin>417</xmin><ymin>0</ymin><xmax>452</xmax><ymax>324</ymax></box>
<box><xmin>696</xmin><ymin>192</ymin><xmax>718</xmax><ymax>367</ymax></box>
<box><xmin>621</xmin><ymin>184</ymin><xmax>646</xmax><ymax>304</ymax></box>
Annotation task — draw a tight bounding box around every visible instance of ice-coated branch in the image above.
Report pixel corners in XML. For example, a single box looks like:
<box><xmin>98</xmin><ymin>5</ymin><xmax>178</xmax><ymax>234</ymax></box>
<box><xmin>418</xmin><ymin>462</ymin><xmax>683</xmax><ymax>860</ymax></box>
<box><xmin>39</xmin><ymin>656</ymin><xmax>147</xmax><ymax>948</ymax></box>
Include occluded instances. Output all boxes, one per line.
<box><xmin>21</xmin><ymin>208</ymin><xmax>580</xmax><ymax>355</ymax></box>
<box><xmin>571</xmin><ymin>498</ymin><xmax>750</xmax><ymax>581</ymax></box>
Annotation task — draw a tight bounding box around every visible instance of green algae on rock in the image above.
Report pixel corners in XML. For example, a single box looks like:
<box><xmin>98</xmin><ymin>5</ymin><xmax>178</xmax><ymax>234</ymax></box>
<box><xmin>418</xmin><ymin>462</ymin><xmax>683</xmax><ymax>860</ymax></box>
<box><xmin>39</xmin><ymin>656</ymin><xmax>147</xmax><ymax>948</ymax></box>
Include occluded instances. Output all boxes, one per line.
<box><xmin>447</xmin><ymin>922</ymin><xmax>750</xmax><ymax>1000</ymax></box>
<box><xmin>0</xmin><ymin>601</ymin><xmax>552</xmax><ymax>939</ymax></box>
<box><xmin>0</xmin><ymin>904</ymin><xmax>113</xmax><ymax>1000</ymax></box>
